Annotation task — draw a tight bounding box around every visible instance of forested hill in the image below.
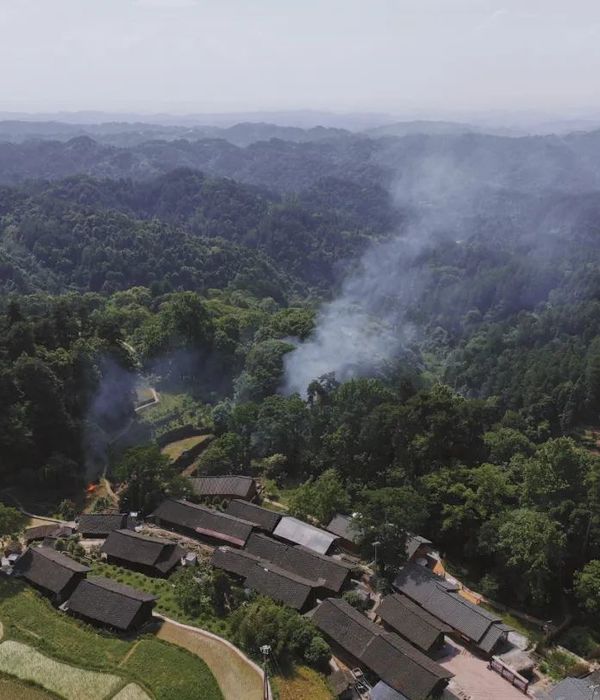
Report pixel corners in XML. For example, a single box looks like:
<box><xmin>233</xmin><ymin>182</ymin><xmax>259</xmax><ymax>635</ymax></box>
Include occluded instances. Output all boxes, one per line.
<box><xmin>0</xmin><ymin>170</ymin><xmax>395</xmax><ymax>297</ymax></box>
<box><xmin>5</xmin><ymin>128</ymin><xmax>600</xmax><ymax>192</ymax></box>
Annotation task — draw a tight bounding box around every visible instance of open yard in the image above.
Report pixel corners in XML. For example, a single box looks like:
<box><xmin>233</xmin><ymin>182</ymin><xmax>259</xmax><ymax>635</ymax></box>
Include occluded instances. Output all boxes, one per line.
<box><xmin>0</xmin><ymin>579</ymin><xmax>223</xmax><ymax>700</ymax></box>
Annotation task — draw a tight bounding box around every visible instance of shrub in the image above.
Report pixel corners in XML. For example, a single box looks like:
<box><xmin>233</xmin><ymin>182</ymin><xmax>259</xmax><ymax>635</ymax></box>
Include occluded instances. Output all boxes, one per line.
<box><xmin>342</xmin><ymin>590</ymin><xmax>370</xmax><ymax>612</ymax></box>
<box><xmin>303</xmin><ymin>636</ymin><xmax>331</xmax><ymax>669</ymax></box>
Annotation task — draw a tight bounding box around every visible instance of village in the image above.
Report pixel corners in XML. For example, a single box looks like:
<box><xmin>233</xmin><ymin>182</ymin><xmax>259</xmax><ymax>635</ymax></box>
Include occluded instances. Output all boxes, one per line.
<box><xmin>0</xmin><ymin>469</ymin><xmax>588</xmax><ymax>700</ymax></box>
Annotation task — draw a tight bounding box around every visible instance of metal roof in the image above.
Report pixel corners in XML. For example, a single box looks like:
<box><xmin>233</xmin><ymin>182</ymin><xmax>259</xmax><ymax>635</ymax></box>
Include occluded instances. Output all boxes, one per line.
<box><xmin>273</xmin><ymin>516</ymin><xmax>338</xmax><ymax>554</ymax></box>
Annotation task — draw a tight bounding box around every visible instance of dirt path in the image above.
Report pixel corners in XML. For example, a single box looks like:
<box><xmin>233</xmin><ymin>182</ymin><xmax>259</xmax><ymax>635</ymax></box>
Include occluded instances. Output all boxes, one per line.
<box><xmin>156</xmin><ymin>617</ymin><xmax>267</xmax><ymax>700</ymax></box>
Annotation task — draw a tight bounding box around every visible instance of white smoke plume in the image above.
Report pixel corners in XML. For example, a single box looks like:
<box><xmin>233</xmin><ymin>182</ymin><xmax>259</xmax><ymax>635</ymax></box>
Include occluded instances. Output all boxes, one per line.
<box><xmin>282</xmin><ymin>155</ymin><xmax>477</xmax><ymax>396</ymax></box>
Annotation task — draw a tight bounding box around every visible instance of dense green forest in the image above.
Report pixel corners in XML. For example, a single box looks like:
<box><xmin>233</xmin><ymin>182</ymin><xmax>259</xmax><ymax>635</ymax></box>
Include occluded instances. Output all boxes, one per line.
<box><xmin>4</xmin><ymin>127</ymin><xmax>600</xmax><ymax>628</ymax></box>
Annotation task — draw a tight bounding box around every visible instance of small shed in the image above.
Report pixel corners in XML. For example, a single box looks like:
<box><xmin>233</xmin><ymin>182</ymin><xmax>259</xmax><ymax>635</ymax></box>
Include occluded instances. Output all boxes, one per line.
<box><xmin>326</xmin><ymin>513</ymin><xmax>362</xmax><ymax>553</ymax></box>
<box><xmin>77</xmin><ymin>513</ymin><xmax>135</xmax><ymax>538</ymax></box>
<box><xmin>189</xmin><ymin>476</ymin><xmax>257</xmax><ymax>502</ymax></box>
<box><xmin>24</xmin><ymin>524</ymin><xmax>74</xmax><ymax>544</ymax></box>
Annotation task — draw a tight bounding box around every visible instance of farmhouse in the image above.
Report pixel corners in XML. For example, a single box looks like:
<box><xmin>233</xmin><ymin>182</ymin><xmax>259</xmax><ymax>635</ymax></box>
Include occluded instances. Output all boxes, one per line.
<box><xmin>326</xmin><ymin>513</ymin><xmax>362</xmax><ymax>553</ymax></box>
<box><xmin>225</xmin><ymin>499</ymin><xmax>281</xmax><ymax>533</ymax></box>
<box><xmin>189</xmin><ymin>475</ymin><xmax>257</xmax><ymax>501</ymax></box>
<box><xmin>313</xmin><ymin>598</ymin><xmax>452</xmax><ymax>700</ymax></box>
<box><xmin>151</xmin><ymin>498</ymin><xmax>255</xmax><ymax>547</ymax></box>
<box><xmin>67</xmin><ymin>576</ymin><xmax>157</xmax><ymax>632</ymax></box>
<box><xmin>24</xmin><ymin>524</ymin><xmax>74</xmax><ymax>544</ymax></box>
<box><xmin>245</xmin><ymin>532</ymin><xmax>353</xmax><ymax>594</ymax></box>
<box><xmin>377</xmin><ymin>594</ymin><xmax>451</xmax><ymax>654</ymax></box>
<box><xmin>212</xmin><ymin>546</ymin><xmax>318</xmax><ymax>611</ymax></box>
<box><xmin>13</xmin><ymin>546</ymin><xmax>90</xmax><ymax>605</ymax></box>
<box><xmin>101</xmin><ymin>529</ymin><xmax>185</xmax><ymax>577</ymax></box>
<box><xmin>77</xmin><ymin>513</ymin><xmax>135</xmax><ymax>538</ymax></box>
<box><xmin>273</xmin><ymin>516</ymin><xmax>339</xmax><ymax>554</ymax></box>
<box><xmin>393</xmin><ymin>563</ymin><xmax>511</xmax><ymax>655</ymax></box>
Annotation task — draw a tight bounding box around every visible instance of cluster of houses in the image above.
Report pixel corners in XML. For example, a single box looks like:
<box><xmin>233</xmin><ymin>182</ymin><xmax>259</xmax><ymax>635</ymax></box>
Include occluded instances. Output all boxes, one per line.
<box><xmin>4</xmin><ymin>474</ymin><xmax>536</xmax><ymax>699</ymax></box>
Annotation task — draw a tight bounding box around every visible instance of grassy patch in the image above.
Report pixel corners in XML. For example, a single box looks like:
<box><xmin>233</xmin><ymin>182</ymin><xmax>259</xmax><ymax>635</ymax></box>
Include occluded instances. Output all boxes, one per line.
<box><xmin>0</xmin><ymin>640</ymin><xmax>122</xmax><ymax>700</ymax></box>
<box><xmin>539</xmin><ymin>647</ymin><xmax>588</xmax><ymax>681</ymax></box>
<box><xmin>122</xmin><ymin>638</ymin><xmax>223</xmax><ymax>700</ymax></box>
<box><xmin>273</xmin><ymin>666</ymin><xmax>334</xmax><ymax>700</ymax></box>
<box><xmin>161</xmin><ymin>435</ymin><xmax>211</xmax><ymax>461</ymax></box>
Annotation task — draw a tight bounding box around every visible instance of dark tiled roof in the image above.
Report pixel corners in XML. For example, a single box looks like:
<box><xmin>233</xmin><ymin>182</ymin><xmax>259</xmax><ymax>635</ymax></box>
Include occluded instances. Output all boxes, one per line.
<box><xmin>211</xmin><ymin>546</ymin><xmax>262</xmax><ymax>578</ymax></box>
<box><xmin>67</xmin><ymin>576</ymin><xmax>156</xmax><ymax>630</ymax></box>
<box><xmin>393</xmin><ymin>564</ymin><xmax>509</xmax><ymax>652</ymax></box>
<box><xmin>245</xmin><ymin>533</ymin><xmax>352</xmax><ymax>593</ymax></box>
<box><xmin>211</xmin><ymin>546</ymin><xmax>316</xmax><ymax>610</ymax></box>
<box><xmin>549</xmin><ymin>675</ymin><xmax>600</xmax><ymax>699</ymax></box>
<box><xmin>189</xmin><ymin>475</ymin><xmax>256</xmax><ymax>499</ymax></box>
<box><xmin>14</xmin><ymin>546</ymin><xmax>90</xmax><ymax>595</ymax></box>
<box><xmin>371</xmin><ymin>681</ymin><xmax>409</xmax><ymax>700</ymax></box>
<box><xmin>225</xmin><ymin>500</ymin><xmax>281</xmax><ymax>533</ymax></box>
<box><xmin>151</xmin><ymin>499</ymin><xmax>254</xmax><ymax>546</ymax></box>
<box><xmin>273</xmin><ymin>516</ymin><xmax>338</xmax><ymax>554</ymax></box>
<box><xmin>313</xmin><ymin>598</ymin><xmax>452</xmax><ymax>700</ymax></box>
<box><xmin>244</xmin><ymin>562</ymin><xmax>315</xmax><ymax>610</ymax></box>
<box><xmin>24</xmin><ymin>525</ymin><xmax>74</xmax><ymax>542</ymax></box>
<box><xmin>326</xmin><ymin>514</ymin><xmax>362</xmax><ymax>544</ymax></box>
<box><xmin>377</xmin><ymin>594</ymin><xmax>451</xmax><ymax>652</ymax></box>
<box><xmin>77</xmin><ymin>513</ymin><xmax>133</xmax><ymax>536</ymax></box>
<box><xmin>101</xmin><ymin>530</ymin><xmax>184</xmax><ymax>574</ymax></box>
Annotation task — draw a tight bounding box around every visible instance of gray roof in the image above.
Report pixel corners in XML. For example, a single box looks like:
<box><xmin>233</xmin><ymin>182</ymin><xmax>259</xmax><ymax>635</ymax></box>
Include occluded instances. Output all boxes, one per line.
<box><xmin>313</xmin><ymin>598</ymin><xmax>452</xmax><ymax>700</ymax></box>
<box><xmin>371</xmin><ymin>681</ymin><xmax>409</xmax><ymax>700</ymax></box>
<box><xmin>406</xmin><ymin>535</ymin><xmax>432</xmax><ymax>561</ymax></box>
<box><xmin>245</xmin><ymin>533</ymin><xmax>352</xmax><ymax>593</ymax></box>
<box><xmin>77</xmin><ymin>513</ymin><xmax>133</xmax><ymax>536</ymax></box>
<box><xmin>273</xmin><ymin>516</ymin><xmax>338</xmax><ymax>554</ymax></box>
<box><xmin>326</xmin><ymin>513</ymin><xmax>363</xmax><ymax>544</ymax></box>
<box><xmin>211</xmin><ymin>545</ymin><xmax>316</xmax><ymax>610</ymax></box>
<box><xmin>67</xmin><ymin>576</ymin><xmax>156</xmax><ymax>630</ymax></box>
<box><xmin>393</xmin><ymin>564</ymin><xmax>509</xmax><ymax>652</ymax></box>
<box><xmin>244</xmin><ymin>562</ymin><xmax>315</xmax><ymax>611</ymax></box>
<box><xmin>24</xmin><ymin>525</ymin><xmax>74</xmax><ymax>542</ymax></box>
<box><xmin>549</xmin><ymin>676</ymin><xmax>600</xmax><ymax>700</ymax></box>
<box><xmin>211</xmin><ymin>546</ymin><xmax>262</xmax><ymax>579</ymax></box>
<box><xmin>101</xmin><ymin>529</ymin><xmax>184</xmax><ymax>575</ymax></box>
<box><xmin>225</xmin><ymin>500</ymin><xmax>281</xmax><ymax>533</ymax></box>
<box><xmin>189</xmin><ymin>475</ymin><xmax>257</xmax><ymax>500</ymax></box>
<box><xmin>14</xmin><ymin>546</ymin><xmax>90</xmax><ymax>595</ymax></box>
<box><xmin>151</xmin><ymin>499</ymin><xmax>255</xmax><ymax>547</ymax></box>
<box><xmin>377</xmin><ymin>594</ymin><xmax>451</xmax><ymax>652</ymax></box>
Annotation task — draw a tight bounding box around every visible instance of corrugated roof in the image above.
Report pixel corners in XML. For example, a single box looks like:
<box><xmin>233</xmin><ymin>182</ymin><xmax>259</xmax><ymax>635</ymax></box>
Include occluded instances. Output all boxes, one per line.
<box><xmin>14</xmin><ymin>546</ymin><xmax>90</xmax><ymax>595</ymax></box>
<box><xmin>189</xmin><ymin>475</ymin><xmax>256</xmax><ymax>499</ymax></box>
<box><xmin>245</xmin><ymin>533</ymin><xmax>352</xmax><ymax>593</ymax></box>
<box><xmin>67</xmin><ymin>576</ymin><xmax>156</xmax><ymax>631</ymax></box>
<box><xmin>101</xmin><ymin>530</ymin><xmax>184</xmax><ymax>574</ymax></box>
<box><xmin>273</xmin><ymin>516</ymin><xmax>338</xmax><ymax>554</ymax></box>
<box><xmin>313</xmin><ymin>598</ymin><xmax>452</xmax><ymax>700</ymax></box>
<box><xmin>225</xmin><ymin>500</ymin><xmax>281</xmax><ymax>533</ymax></box>
<box><xmin>151</xmin><ymin>499</ymin><xmax>255</xmax><ymax>547</ymax></box>
<box><xmin>371</xmin><ymin>681</ymin><xmax>410</xmax><ymax>700</ymax></box>
<box><xmin>377</xmin><ymin>594</ymin><xmax>451</xmax><ymax>652</ymax></box>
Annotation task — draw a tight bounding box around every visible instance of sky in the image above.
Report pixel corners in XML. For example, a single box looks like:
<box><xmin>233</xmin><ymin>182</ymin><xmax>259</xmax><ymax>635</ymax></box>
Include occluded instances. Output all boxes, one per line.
<box><xmin>2</xmin><ymin>0</ymin><xmax>600</xmax><ymax>117</ymax></box>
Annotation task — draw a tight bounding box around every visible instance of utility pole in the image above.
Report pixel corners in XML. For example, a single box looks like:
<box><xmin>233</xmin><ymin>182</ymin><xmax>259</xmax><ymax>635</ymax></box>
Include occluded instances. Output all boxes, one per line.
<box><xmin>260</xmin><ymin>644</ymin><xmax>271</xmax><ymax>700</ymax></box>
<box><xmin>372</xmin><ymin>540</ymin><xmax>381</xmax><ymax>574</ymax></box>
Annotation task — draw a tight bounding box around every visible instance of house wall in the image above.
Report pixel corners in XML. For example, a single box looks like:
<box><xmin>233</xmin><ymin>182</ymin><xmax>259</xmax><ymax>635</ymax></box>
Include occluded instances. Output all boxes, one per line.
<box><xmin>105</xmin><ymin>554</ymin><xmax>172</xmax><ymax>579</ymax></box>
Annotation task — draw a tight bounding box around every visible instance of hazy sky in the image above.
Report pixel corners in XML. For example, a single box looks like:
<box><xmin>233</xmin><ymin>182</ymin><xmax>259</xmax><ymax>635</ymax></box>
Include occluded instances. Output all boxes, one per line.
<box><xmin>2</xmin><ymin>0</ymin><xmax>600</xmax><ymax>116</ymax></box>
